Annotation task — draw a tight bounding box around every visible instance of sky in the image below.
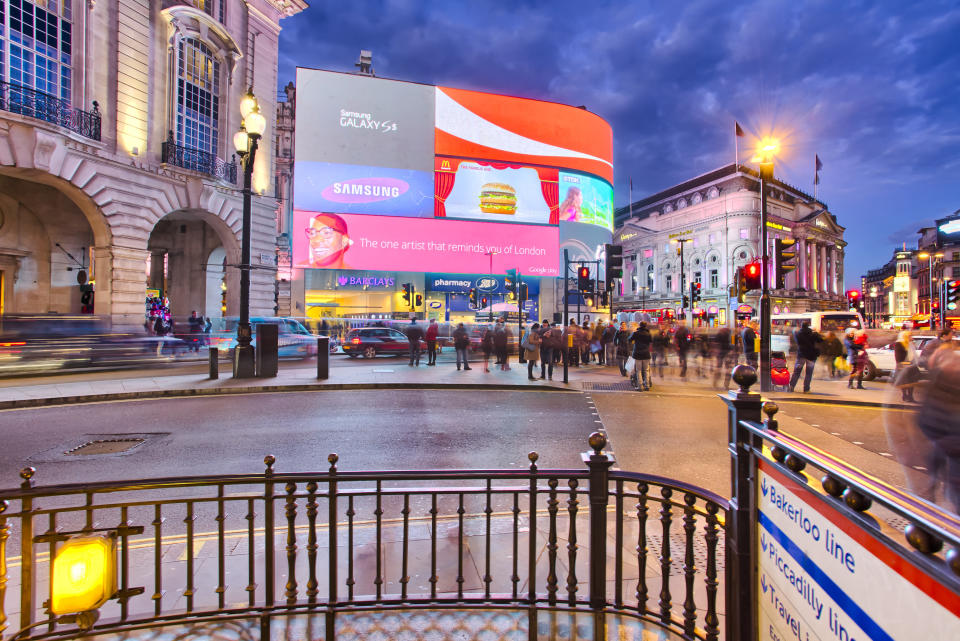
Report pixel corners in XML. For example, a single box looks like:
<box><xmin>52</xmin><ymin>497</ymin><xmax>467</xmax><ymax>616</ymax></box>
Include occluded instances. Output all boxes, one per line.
<box><xmin>276</xmin><ymin>0</ymin><xmax>960</xmax><ymax>289</ymax></box>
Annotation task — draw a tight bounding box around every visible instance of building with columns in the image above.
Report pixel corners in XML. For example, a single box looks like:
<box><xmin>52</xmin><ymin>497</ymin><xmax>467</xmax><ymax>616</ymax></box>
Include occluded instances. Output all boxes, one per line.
<box><xmin>0</xmin><ymin>0</ymin><xmax>306</xmax><ymax>326</ymax></box>
<box><xmin>613</xmin><ymin>164</ymin><xmax>846</xmax><ymax>325</ymax></box>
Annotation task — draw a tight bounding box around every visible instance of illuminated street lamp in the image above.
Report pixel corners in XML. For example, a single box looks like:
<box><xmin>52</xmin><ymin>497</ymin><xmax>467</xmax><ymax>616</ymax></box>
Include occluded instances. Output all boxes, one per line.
<box><xmin>751</xmin><ymin>136</ymin><xmax>780</xmax><ymax>391</ymax></box>
<box><xmin>670</xmin><ymin>237</ymin><xmax>692</xmax><ymax>322</ymax></box>
<box><xmin>232</xmin><ymin>90</ymin><xmax>267</xmax><ymax>378</ymax></box>
<box><xmin>917</xmin><ymin>251</ymin><xmax>944</xmax><ymax>329</ymax></box>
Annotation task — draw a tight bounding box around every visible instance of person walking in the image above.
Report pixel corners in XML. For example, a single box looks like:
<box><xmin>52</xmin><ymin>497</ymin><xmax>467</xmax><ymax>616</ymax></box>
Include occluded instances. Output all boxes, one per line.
<box><xmin>789</xmin><ymin>320</ymin><xmax>822</xmax><ymax>393</ymax></box>
<box><xmin>914</xmin><ymin>345</ymin><xmax>960</xmax><ymax>513</ymax></box>
<box><xmin>453</xmin><ymin>322</ymin><xmax>472</xmax><ymax>371</ymax></box>
<box><xmin>741</xmin><ymin>322</ymin><xmax>758</xmax><ymax>368</ymax></box>
<box><xmin>593</xmin><ymin>320</ymin><xmax>606</xmax><ymax>365</ymax></box>
<box><xmin>713</xmin><ymin>326</ymin><xmax>734</xmax><ymax>388</ymax></box>
<box><xmin>493</xmin><ymin>321</ymin><xmax>507</xmax><ymax>366</ymax></box>
<box><xmin>524</xmin><ymin>322</ymin><xmax>542</xmax><ymax>380</ymax></box>
<box><xmin>502</xmin><ymin>323</ymin><xmax>514</xmax><ymax>371</ymax></box>
<box><xmin>481</xmin><ymin>324</ymin><xmax>494</xmax><ymax>372</ymax></box>
<box><xmin>425</xmin><ymin>319</ymin><xmax>439</xmax><ymax>366</ymax></box>
<box><xmin>629</xmin><ymin>321</ymin><xmax>653</xmax><ymax>391</ymax></box>
<box><xmin>538</xmin><ymin>321</ymin><xmax>557</xmax><ymax>380</ymax></box>
<box><xmin>405</xmin><ymin>318</ymin><xmax>424</xmax><ymax>367</ymax></box>
<box><xmin>652</xmin><ymin>325</ymin><xmax>669</xmax><ymax>377</ymax></box>
<box><xmin>845</xmin><ymin>328</ymin><xmax>868</xmax><ymax>389</ymax></box>
<box><xmin>821</xmin><ymin>331</ymin><xmax>844</xmax><ymax>377</ymax></box>
<box><xmin>614</xmin><ymin>321</ymin><xmax>631</xmax><ymax>376</ymax></box>
<box><xmin>188</xmin><ymin>311</ymin><xmax>204</xmax><ymax>352</ymax></box>
<box><xmin>675</xmin><ymin>321</ymin><xmax>692</xmax><ymax>378</ymax></box>
<box><xmin>602</xmin><ymin>320</ymin><xmax>617</xmax><ymax>366</ymax></box>
<box><xmin>893</xmin><ymin>330</ymin><xmax>918</xmax><ymax>402</ymax></box>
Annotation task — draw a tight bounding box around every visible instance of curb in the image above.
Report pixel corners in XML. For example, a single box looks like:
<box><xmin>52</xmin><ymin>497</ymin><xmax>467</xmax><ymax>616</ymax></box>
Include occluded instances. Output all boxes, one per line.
<box><xmin>0</xmin><ymin>381</ymin><xmax>578</xmax><ymax>410</ymax></box>
<box><xmin>768</xmin><ymin>395</ymin><xmax>914</xmax><ymax>411</ymax></box>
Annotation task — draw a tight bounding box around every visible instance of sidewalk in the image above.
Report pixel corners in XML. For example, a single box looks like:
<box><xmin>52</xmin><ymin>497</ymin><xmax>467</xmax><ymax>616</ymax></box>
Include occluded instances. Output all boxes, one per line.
<box><xmin>0</xmin><ymin>355</ymin><xmax>908</xmax><ymax>410</ymax></box>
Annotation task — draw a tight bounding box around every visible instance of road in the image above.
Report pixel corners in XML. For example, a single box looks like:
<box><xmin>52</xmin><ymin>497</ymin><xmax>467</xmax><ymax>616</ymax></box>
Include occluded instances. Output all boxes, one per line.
<box><xmin>0</xmin><ymin>388</ymin><xmax>930</xmax><ymax>508</ymax></box>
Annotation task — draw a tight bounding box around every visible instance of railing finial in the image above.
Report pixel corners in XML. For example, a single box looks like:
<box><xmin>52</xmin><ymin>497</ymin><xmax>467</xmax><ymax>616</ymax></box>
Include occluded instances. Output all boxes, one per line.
<box><xmin>762</xmin><ymin>402</ymin><xmax>779</xmax><ymax>431</ymax></box>
<box><xmin>731</xmin><ymin>364</ymin><xmax>757</xmax><ymax>395</ymax></box>
<box><xmin>328</xmin><ymin>453</ymin><xmax>338</xmax><ymax>472</ymax></box>
<box><xmin>19</xmin><ymin>467</ymin><xmax>35</xmax><ymax>489</ymax></box>
<box><xmin>264</xmin><ymin>455</ymin><xmax>276</xmax><ymax>475</ymax></box>
<box><xmin>528</xmin><ymin>451</ymin><xmax>539</xmax><ymax>471</ymax></box>
<box><xmin>588</xmin><ymin>431</ymin><xmax>607</xmax><ymax>455</ymax></box>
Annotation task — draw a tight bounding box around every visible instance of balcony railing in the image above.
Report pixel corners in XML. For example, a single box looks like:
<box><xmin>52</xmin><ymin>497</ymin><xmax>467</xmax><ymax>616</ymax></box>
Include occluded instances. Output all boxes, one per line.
<box><xmin>0</xmin><ymin>80</ymin><xmax>101</xmax><ymax>141</ymax></box>
<box><xmin>161</xmin><ymin>131</ymin><xmax>238</xmax><ymax>184</ymax></box>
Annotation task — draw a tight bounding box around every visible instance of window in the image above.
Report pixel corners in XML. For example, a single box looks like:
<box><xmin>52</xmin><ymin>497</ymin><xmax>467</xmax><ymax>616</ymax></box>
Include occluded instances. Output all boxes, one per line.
<box><xmin>176</xmin><ymin>37</ymin><xmax>220</xmax><ymax>155</ymax></box>
<box><xmin>710</xmin><ymin>269</ymin><xmax>718</xmax><ymax>289</ymax></box>
<box><xmin>740</xmin><ymin>228</ymin><xmax>750</xmax><ymax>239</ymax></box>
<box><xmin>953</xmin><ymin>251</ymin><xmax>959</xmax><ymax>262</ymax></box>
<box><xmin>694</xmin><ymin>271</ymin><xmax>702</xmax><ymax>284</ymax></box>
<box><xmin>0</xmin><ymin>0</ymin><xmax>73</xmax><ymax>100</ymax></box>
<box><xmin>647</xmin><ymin>264</ymin><xmax>654</xmax><ymax>291</ymax></box>
<box><xmin>666</xmin><ymin>275</ymin><xmax>672</xmax><ymax>292</ymax></box>
<box><xmin>188</xmin><ymin>0</ymin><xmax>225</xmax><ymax>23</ymax></box>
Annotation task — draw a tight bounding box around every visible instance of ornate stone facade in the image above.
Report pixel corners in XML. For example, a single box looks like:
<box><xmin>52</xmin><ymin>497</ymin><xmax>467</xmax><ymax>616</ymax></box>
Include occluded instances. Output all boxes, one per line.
<box><xmin>613</xmin><ymin>164</ymin><xmax>846</xmax><ymax>323</ymax></box>
<box><xmin>0</xmin><ymin>0</ymin><xmax>306</xmax><ymax>325</ymax></box>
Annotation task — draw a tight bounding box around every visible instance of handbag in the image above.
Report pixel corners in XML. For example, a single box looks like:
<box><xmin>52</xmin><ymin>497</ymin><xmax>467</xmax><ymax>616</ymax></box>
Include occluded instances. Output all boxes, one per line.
<box><xmin>834</xmin><ymin>356</ymin><xmax>851</xmax><ymax>373</ymax></box>
<box><xmin>625</xmin><ymin>356</ymin><xmax>636</xmax><ymax>372</ymax></box>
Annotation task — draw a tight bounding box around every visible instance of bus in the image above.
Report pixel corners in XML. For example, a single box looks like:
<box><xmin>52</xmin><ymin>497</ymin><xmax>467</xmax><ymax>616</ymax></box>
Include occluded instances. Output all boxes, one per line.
<box><xmin>765</xmin><ymin>311</ymin><xmax>865</xmax><ymax>353</ymax></box>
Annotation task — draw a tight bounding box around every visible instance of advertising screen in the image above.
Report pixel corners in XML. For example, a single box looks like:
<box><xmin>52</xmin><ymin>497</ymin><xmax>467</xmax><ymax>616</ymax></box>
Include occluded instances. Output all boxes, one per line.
<box><xmin>557</xmin><ymin>172</ymin><xmax>613</xmax><ymax>230</ymax></box>
<box><xmin>435</xmin><ymin>158</ymin><xmax>558</xmax><ymax>224</ymax></box>
<box><xmin>294</xmin><ymin>162</ymin><xmax>434</xmax><ymax>217</ymax></box>
<box><xmin>293</xmin><ymin>210</ymin><xmax>559</xmax><ymax>276</ymax></box>
<box><xmin>435</xmin><ymin>86</ymin><xmax>613</xmax><ymax>182</ymax></box>
<box><xmin>560</xmin><ymin>221</ymin><xmax>613</xmax><ymax>273</ymax></box>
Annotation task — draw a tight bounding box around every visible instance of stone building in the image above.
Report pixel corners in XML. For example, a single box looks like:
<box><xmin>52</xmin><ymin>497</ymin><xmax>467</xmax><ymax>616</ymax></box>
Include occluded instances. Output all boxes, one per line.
<box><xmin>613</xmin><ymin>164</ymin><xmax>846</xmax><ymax>325</ymax></box>
<box><xmin>0</xmin><ymin>0</ymin><xmax>305</xmax><ymax>325</ymax></box>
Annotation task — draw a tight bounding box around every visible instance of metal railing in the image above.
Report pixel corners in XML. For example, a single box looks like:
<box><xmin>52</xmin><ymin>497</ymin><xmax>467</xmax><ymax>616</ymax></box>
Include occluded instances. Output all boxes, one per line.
<box><xmin>0</xmin><ymin>434</ymin><xmax>728</xmax><ymax>641</ymax></box>
<box><xmin>161</xmin><ymin>131</ymin><xmax>238</xmax><ymax>184</ymax></box>
<box><xmin>0</xmin><ymin>81</ymin><xmax>101</xmax><ymax>142</ymax></box>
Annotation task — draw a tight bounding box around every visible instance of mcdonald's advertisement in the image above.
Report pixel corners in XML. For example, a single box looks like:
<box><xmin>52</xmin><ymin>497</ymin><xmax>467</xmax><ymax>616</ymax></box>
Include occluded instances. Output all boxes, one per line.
<box><xmin>434</xmin><ymin>157</ymin><xmax>558</xmax><ymax>224</ymax></box>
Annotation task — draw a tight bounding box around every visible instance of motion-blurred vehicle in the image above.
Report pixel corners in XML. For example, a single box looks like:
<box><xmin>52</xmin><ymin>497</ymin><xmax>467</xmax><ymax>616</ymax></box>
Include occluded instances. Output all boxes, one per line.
<box><xmin>209</xmin><ymin>317</ymin><xmax>318</xmax><ymax>359</ymax></box>
<box><xmin>342</xmin><ymin>327</ymin><xmax>427</xmax><ymax>358</ymax></box>
<box><xmin>865</xmin><ymin>335</ymin><xmax>959</xmax><ymax>380</ymax></box>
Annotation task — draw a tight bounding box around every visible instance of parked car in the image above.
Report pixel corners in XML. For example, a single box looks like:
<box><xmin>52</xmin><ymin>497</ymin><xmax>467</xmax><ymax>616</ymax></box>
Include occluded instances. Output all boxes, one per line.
<box><xmin>342</xmin><ymin>327</ymin><xmax>427</xmax><ymax>358</ymax></box>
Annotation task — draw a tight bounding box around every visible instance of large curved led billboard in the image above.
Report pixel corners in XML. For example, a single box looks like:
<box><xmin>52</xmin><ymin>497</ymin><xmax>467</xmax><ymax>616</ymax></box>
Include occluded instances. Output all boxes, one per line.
<box><xmin>293</xmin><ymin>68</ymin><xmax>613</xmax><ymax>272</ymax></box>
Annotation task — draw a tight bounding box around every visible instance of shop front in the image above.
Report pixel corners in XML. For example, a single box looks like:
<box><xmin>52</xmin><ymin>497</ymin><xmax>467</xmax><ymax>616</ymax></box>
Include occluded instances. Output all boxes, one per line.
<box><xmin>303</xmin><ymin>270</ymin><xmax>423</xmax><ymax>322</ymax></box>
<box><xmin>426</xmin><ymin>273</ymin><xmax>540</xmax><ymax>324</ymax></box>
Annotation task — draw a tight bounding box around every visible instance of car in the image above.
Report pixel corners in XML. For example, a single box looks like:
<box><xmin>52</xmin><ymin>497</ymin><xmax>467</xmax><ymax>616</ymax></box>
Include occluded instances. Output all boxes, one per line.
<box><xmin>864</xmin><ymin>335</ymin><xmax>958</xmax><ymax>380</ymax></box>
<box><xmin>342</xmin><ymin>327</ymin><xmax>428</xmax><ymax>358</ymax></box>
<box><xmin>209</xmin><ymin>317</ymin><xmax>319</xmax><ymax>359</ymax></box>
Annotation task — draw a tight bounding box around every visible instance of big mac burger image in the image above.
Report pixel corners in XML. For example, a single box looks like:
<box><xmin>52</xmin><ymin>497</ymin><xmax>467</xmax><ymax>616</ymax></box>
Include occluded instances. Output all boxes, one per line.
<box><xmin>478</xmin><ymin>183</ymin><xmax>517</xmax><ymax>215</ymax></box>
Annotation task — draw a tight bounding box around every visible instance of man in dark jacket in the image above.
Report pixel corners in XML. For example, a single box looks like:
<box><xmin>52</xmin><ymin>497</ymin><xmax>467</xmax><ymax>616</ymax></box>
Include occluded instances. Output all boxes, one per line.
<box><xmin>713</xmin><ymin>326</ymin><xmax>734</xmax><ymax>389</ymax></box>
<box><xmin>629</xmin><ymin>322</ymin><xmax>653</xmax><ymax>390</ymax></box>
<box><xmin>538</xmin><ymin>320</ymin><xmax>558</xmax><ymax>380</ymax></box>
<box><xmin>789</xmin><ymin>320</ymin><xmax>822</xmax><ymax>392</ymax></box>
<box><xmin>614</xmin><ymin>321</ymin><xmax>631</xmax><ymax>376</ymax></box>
<box><xmin>405</xmin><ymin>319</ymin><xmax>424</xmax><ymax>367</ymax></box>
<box><xmin>675</xmin><ymin>322</ymin><xmax>692</xmax><ymax>378</ymax></box>
<box><xmin>741</xmin><ymin>322</ymin><xmax>758</xmax><ymax>368</ymax></box>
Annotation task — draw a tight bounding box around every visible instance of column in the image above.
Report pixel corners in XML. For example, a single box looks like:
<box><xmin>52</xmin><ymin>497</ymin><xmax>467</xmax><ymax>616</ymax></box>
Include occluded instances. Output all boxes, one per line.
<box><xmin>820</xmin><ymin>244</ymin><xmax>828</xmax><ymax>296</ymax></box>
<box><xmin>809</xmin><ymin>241</ymin><xmax>818</xmax><ymax>292</ymax></box>
<box><xmin>830</xmin><ymin>247</ymin><xmax>838</xmax><ymax>293</ymax></box>
<box><xmin>798</xmin><ymin>238</ymin><xmax>808</xmax><ymax>290</ymax></box>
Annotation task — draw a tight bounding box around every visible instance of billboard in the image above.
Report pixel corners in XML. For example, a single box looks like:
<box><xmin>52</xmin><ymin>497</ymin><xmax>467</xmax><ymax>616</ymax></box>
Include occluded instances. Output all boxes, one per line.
<box><xmin>294</xmin><ymin>162</ymin><xmax>434</xmax><ymax>217</ymax></box>
<box><xmin>435</xmin><ymin>158</ymin><xmax>558</xmax><ymax>223</ymax></box>
<box><xmin>558</xmin><ymin>171</ymin><xmax>613</xmax><ymax>230</ymax></box>
<box><xmin>293</xmin><ymin>210</ymin><xmax>559</xmax><ymax>276</ymax></box>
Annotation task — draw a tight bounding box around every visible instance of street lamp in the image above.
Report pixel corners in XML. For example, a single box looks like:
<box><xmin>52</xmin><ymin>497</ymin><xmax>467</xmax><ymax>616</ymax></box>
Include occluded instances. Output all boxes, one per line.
<box><xmin>869</xmin><ymin>285</ymin><xmax>878</xmax><ymax>328</ymax></box>
<box><xmin>670</xmin><ymin>237</ymin><xmax>692</xmax><ymax>323</ymax></box>
<box><xmin>751</xmin><ymin>136</ymin><xmax>780</xmax><ymax>391</ymax></box>
<box><xmin>918</xmin><ymin>251</ymin><xmax>944</xmax><ymax>329</ymax></box>
<box><xmin>231</xmin><ymin>89</ymin><xmax>267</xmax><ymax>378</ymax></box>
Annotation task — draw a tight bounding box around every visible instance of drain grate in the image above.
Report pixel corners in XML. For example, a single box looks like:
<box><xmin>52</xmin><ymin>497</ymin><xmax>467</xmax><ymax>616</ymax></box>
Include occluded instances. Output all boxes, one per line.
<box><xmin>581</xmin><ymin>381</ymin><xmax>635</xmax><ymax>392</ymax></box>
<box><xmin>65</xmin><ymin>438</ymin><xmax>145</xmax><ymax>456</ymax></box>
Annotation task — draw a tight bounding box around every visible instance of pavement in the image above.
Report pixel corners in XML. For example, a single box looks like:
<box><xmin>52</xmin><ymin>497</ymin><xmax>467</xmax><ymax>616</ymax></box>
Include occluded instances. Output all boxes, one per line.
<box><xmin>0</xmin><ymin>353</ymin><xmax>909</xmax><ymax>409</ymax></box>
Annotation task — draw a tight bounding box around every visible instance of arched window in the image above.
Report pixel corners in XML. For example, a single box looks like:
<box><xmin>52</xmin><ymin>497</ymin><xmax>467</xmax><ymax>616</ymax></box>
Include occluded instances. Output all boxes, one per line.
<box><xmin>176</xmin><ymin>38</ymin><xmax>220</xmax><ymax>155</ymax></box>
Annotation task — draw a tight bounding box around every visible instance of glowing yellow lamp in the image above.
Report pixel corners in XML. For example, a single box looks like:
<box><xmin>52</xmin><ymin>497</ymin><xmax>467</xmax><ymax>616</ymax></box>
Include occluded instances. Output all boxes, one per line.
<box><xmin>51</xmin><ymin>537</ymin><xmax>117</xmax><ymax>615</ymax></box>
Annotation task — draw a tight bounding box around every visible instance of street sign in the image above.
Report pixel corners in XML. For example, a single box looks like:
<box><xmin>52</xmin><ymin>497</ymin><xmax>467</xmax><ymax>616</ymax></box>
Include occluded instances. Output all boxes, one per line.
<box><xmin>757</xmin><ymin>460</ymin><xmax>960</xmax><ymax>641</ymax></box>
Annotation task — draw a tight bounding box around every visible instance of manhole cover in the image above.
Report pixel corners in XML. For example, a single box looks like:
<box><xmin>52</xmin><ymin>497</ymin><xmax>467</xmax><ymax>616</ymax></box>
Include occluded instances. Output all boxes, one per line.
<box><xmin>65</xmin><ymin>439</ymin><xmax>145</xmax><ymax>456</ymax></box>
<box><xmin>581</xmin><ymin>381</ymin><xmax>635</xmax><ymax>392</ymax></box>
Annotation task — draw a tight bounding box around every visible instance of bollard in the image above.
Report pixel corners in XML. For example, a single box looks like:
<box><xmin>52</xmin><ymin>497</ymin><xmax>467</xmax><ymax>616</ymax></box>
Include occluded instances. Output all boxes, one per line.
<box><xmin>208</xmin><ymin>347</ymin><xmax>219</xmax><ymax>379</ymax></box>
<box><xmin>317</xmin><ymin>336</ymin><xmax>329</xmax><ymax>379</ymax></box>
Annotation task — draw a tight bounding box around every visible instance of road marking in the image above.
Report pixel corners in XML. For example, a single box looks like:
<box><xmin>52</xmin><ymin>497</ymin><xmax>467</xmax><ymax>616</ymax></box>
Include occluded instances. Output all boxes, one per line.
<box><xmin>913</xmin><ymin>465</ymin><xmax>928</xmax><ymax>471</ymax></box>
<box><xmin>177</xmin><ymin>539</ymin><xmax>205</xmax><ymax>561</ymax></box>
<box><xmin>811</xmin><ymin>424</ymin><xmax>820</xmax><ymax>427</ymax></box>
<box><xmin>831</xmin><ymin>432</ymin><xmax>842</xmax><ymax>436</ymax></box>
<box><xmin>853</xmin><ymin>441</ymin><xmax>864</xmax><ymax>445</ymax></box>
<box><xmin>594</xmin><ymin>420</ymin><xmax>602</xmax><ymax>423</ymax></box>
<box><xmin>880</xmin><ymin>452</ymin><xmax>893</xmax><ymax>457</ymax></box>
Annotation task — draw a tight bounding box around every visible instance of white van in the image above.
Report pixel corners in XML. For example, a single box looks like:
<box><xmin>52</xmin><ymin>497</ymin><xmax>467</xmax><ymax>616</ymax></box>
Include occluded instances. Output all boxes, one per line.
<box><xmin>766</xmin><ymin>311</ymin><xmax>865</xmax><ymax>354</ymax></box>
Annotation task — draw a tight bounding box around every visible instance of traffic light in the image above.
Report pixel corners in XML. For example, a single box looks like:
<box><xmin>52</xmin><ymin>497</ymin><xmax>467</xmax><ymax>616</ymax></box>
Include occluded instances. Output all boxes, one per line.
<box><xmin>414</xmin><ymin>293</ymin><xmax>423</xmax><ymax>307</ymax></box>
<box><xmin>682</xmin><ymin>295</ymin><xmax>690</xmax><ymax>309</ymax></box>
<box><xmin>577</xmin><ymin>266</ymin><xmax>592</xmax><ymax>292</ymax></box>
<box><xmin>604</xmin><ymin>244</ymin><xmax>623</xmax><ymax>289</ymax></box>
<box><xmin>846</xmin><ymin>290</ymin><xmax>860</xmax><ymax>308</ymax></box>
<box><xmin>774</xmin><ymin>238</ymin><xmax>798</xmax><ymax>289</ymax></box>
<box><xmin>690</xmin><ymin>281</ymin><xmax>702</xmax><ymax>305</ymax></box>
<box><xmin>519</xmin><ymin>282</ymin><xmax>529</xmax><ymax>303</ymax></box>
<box><xmin>734</xmin><ymin>267</ymin><xmax>747</xmax><ymax>303</ymax></box>
<box><xmin>743</xmin><ymin>261</ymin><xmax>762</xmax><ymax>291</ymax></box>
<box><xmin>468</xmin><ymin>288</ymin><xmax>478</xmax><ymax>308</ymax></box>
<box><xmin>584</xmin><ymin>295</ymin><xmax>594</xmax><ymax>307</ymax></box>
<box><xmin>947</xmin><ymin>280</ymin><xmax>960</xmax><ymax>311</ymax></box>
<box><xmin>401</xmin><ymin>283</ymin><xmax>412</xmax><ymax>304</ymax></box>
<box><xmin>480</xmin><ymin>296</ymin><xmax>489</xmax><ymax>308</ymax></box>
<box><xmin>600</xmin><ymin>291</ymin><xmax>609</xmax><ymax>307</ymax></box>
<box><xmin>504</xmin><ymin>269</ymin><xmax>518</xmax><ymax>295</ymax></box>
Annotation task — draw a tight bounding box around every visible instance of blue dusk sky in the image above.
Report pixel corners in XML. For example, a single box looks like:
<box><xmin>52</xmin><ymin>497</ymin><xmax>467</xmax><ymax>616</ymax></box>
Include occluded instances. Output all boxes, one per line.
<box><xmin>277</xmin><ymin>1</ymin><xmax>960</xmax><ymax>288</ymax></box>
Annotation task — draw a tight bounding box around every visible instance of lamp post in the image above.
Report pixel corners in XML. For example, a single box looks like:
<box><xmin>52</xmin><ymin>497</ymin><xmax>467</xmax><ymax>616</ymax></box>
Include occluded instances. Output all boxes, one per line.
<box><xmin>918</xmin><ymin>251</ymin><xmax>943</xmax><ymax>330</ymax></box>
<box><xmin>485</xmin><ymin>250</ymin><xmax>497</xmax><ymax>323</ymax></box>
<box><xmin>869</xmin><ymin>286</ymin><xmax>878</xmax><ymax>328</ymax></box>
<box><xmin>231</xmin><ymin>88</ymin><xmax>267</xmax><ymax>378</ymax></box>
<box><xmin>670</xmin><ymin>237</ymin><xmax>692</xmax><ymax>323</ymax></box>
<box><xmin>752</xmin><ymin>136</ymin><xmax>779</xmax><ymax>392</ymax></box>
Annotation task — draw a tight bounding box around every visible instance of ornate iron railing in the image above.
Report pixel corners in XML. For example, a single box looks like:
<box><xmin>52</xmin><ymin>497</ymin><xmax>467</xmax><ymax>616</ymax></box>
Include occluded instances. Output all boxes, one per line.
<box><xmin>0</xmin><ymin>434</ymin><xmax>728</xmax><ymax>641</ymax></box>
<box><xmin>0</xmin><ymin>81</ymin><xmax>101</xmax><ymax>142</ymax></box>
<box><xmin>161</xmin><ymin>132</ymin><xmax>238</xmax><ymax>184</ymax></box>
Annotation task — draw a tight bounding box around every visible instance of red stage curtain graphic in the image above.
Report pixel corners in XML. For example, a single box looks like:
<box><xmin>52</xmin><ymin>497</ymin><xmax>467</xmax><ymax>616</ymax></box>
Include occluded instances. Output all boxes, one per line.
<box><xmin>541</xmin><ymin>179</ymin><xmax>559</xmax><ymax>224</ymax></box>
<box><xmin>434</xmin><ymin>171</ymin><xmax>456</xmax><ymax>217</ymax></box>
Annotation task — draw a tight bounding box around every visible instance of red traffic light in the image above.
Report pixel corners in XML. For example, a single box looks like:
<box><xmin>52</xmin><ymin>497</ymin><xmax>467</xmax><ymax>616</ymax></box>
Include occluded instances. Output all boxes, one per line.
<box><xmin>745</xmin><ymin>263</ymin><xmax>760</xmax><ymax>277</ymax></box>
<box><xmin>578</xmin><ymin>266</ymin><xmax>589</xmax><ymax>278</ymax></box>
<box><xmin>846</xmin><ymin>290</ymin><xmax>860</xmax><ymax>300</ymax></box>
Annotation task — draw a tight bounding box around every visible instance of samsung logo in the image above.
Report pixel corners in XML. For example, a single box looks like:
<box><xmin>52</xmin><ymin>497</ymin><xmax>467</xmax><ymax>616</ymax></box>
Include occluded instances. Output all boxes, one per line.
<box><xmin>332</xmin><ymin>183</ymin><xmax>401</xmax><ymax>198</ymax></box>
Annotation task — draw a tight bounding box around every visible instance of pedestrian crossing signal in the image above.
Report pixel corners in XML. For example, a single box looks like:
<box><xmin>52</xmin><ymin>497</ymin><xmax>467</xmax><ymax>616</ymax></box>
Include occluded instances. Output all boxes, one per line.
<box><xmin>578</xmin><ymin>266</ymin><xmax>592</xmax><ymax>292</ymax></box>
<box><xmin>480</xmin><ymin>296</ymin><xmax>488</xmax><ymax>308</ymax></box>
<box><xmin>743</xmin><ymin>261</ymin><xmax>762</xmax><ymax>291</ymax></box>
